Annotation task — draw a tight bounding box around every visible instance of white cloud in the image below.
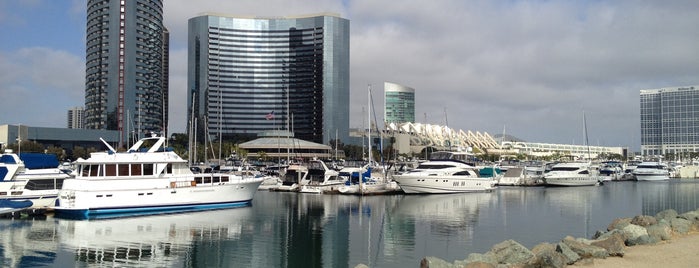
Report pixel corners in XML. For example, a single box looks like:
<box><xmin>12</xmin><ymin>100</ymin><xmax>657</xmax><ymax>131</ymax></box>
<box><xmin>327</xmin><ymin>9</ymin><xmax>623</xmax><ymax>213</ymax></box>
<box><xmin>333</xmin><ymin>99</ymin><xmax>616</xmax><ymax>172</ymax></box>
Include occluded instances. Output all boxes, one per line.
<box><xmin>0</xmin><ymin>47</ymin><xmax>85</xmax><ymax>126</ymax></box>
<box><xmin>4</xmin><ymin>0</ymin><xmax>699</xmax><ymax>151</ymax></box>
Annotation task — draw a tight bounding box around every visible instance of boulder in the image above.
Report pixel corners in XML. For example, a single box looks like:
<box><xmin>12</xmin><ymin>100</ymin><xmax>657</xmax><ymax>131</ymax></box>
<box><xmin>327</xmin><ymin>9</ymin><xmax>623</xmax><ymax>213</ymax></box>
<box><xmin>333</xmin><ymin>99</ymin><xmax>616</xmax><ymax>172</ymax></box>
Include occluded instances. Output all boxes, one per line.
<box><xmin>590</xmin><ymin>232</ymin><xmax>625</xmax><ymax>257</ymax></box>
<box><xmin>678</xmin><ymin>210</ymin><xmax>699</xmax><ymax>222</ymax></box>
<box><xmin>354</xmin><ymin>264</ymin><xmax>370</xmax><ymax>268</ymax></box>
<box><xmin>646</xmin><ymin>220</ymin><xmax>673</xmax><ymax>241</ymax></box>
<box><xmin>655</xmin><ymin>209</ymin><xmax>678</xmax><ymax>222</ymax></box>
<box><xmin>607</xmin><ymin>217</ymin><xmax>632</xmax><ymax>231</ymax></box>
<box><xmin>488</xmin><ymin>239</ymin><xmax>535</xmax><ymax>265</ymax></box>
<box><xmin>670</xmin><ymin>217</ymin><xmax>692</xmax><ymax>234</ymax></box>
<box><xmin>630</xmin><ymin>215</ymin><xmax>657</xmax><ymax>227</ymax></box>
<box><xmin>621</xmin><ymin>224</ymin><xmax>648</xmax><ymax>243</ymax></box>
<box><xmin>462</xmin><ymin>262</ymin><xmax>495</xmax><ymax>268</ymax></box>
<box><xmin>464</xmin><ymin>253</ymin><xmax>497</xmax><ymax>265</ymax></box>
<box><xmin>556</xmin><ymin>242</ymin><xmax>581</xmax><ymax>265</ymax></box>
<box><xmin>562</xmin><ymin>237</ymin><xmax>608</xmax><ymax>259</ymax></box>
<box><xmin>420</xmin><ymin>256</ymin><xmax>453</xmax><ymax>268</ymax></box>
<box><xmin>527</xmin><ymin>246</ymin><xmax>568</xmax><ymax>268</ymax></box>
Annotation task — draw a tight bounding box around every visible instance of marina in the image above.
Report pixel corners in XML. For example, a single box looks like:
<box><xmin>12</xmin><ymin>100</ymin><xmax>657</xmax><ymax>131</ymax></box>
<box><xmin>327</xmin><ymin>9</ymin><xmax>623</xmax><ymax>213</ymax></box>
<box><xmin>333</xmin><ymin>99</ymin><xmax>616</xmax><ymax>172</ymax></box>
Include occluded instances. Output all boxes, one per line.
<box><xmin>2</xmin><ymin>179</ymin><xmax>699</xmax><ymax>267</ymax></box>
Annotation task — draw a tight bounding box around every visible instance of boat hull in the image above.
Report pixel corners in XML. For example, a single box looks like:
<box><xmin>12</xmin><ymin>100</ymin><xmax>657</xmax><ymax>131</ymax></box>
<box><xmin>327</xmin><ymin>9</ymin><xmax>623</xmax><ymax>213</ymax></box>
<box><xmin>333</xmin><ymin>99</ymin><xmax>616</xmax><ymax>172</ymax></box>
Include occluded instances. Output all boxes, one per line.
<box><xmin>634</xmin><ymin>174</ymin><xmax>669</xmax><ymax>181</ymax></box>
<box><xmin>54</xmin><ymin>178</ymin><xmax>263</xmax><ymax>219</ymax></box>
<box><xmin>393</xmin><ymin>176</ymin><xmax>496</xmax><ymax>194</ymax></box>
<box><xmin>544</xmin><ymin>176</ymin><xmax>600</xmax><ymax>186</ymax></box>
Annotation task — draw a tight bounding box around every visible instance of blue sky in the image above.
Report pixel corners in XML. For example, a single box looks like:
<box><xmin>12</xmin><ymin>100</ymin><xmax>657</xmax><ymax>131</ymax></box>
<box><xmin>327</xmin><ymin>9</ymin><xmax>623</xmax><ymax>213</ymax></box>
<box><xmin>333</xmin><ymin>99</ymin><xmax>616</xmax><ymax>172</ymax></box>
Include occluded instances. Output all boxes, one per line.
<box><xmin>1</xmin><ymin>0</ymin><xmax>699</xmax><ymax>151</ymax></box>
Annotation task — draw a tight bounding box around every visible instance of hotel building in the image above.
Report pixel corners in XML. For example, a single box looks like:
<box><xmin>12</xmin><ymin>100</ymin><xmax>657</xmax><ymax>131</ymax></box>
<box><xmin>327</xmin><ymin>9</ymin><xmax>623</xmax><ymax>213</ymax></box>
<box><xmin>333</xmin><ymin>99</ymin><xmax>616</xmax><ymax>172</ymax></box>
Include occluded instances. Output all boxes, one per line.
<box><xmin>640</xmin><ymin>85</ymin><xmax>699</xmax><ymax>156</ymax></box>
<box><xmin>187</xmin><ymin>13</ymin><xmax>350</xmax><ymax>144</ymax></box>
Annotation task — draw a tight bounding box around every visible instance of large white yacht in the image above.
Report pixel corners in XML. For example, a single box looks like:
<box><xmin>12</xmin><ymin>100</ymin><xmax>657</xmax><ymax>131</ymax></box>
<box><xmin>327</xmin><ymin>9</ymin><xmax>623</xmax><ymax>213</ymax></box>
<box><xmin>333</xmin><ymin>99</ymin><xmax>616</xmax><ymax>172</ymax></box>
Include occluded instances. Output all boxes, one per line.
<box><xmin>53</xmin><ymin>134</ymin><xmax>263</xmax><ymax>219</ymax></box>
<box><xmin>392</xmin><ymin>151</ymin><xmax>497</xmax><ymax>194</ymax></box>
<box><xmin>1</xmin><ymin>150</ymin><xmax>71</xmax><ymax>213</ymax></box>
<box><xmin>543</xmin><ymin>162</ymin><xmax>601</xmax><ymax>186</ymax></box>
<box><xmin>632</xmin><ymin>162</ymin><xmax>670</xmax><ymax>181</ymax></box>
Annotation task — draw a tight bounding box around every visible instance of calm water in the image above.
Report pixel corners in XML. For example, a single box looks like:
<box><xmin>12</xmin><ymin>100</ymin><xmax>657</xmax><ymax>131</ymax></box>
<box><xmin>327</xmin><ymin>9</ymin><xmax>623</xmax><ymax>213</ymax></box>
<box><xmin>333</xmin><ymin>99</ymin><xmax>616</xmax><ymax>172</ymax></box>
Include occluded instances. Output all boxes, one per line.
<box><xmin>2</xmin><ymin>180</ymin><xmax>699</xmax><ymax>267</ymax></box>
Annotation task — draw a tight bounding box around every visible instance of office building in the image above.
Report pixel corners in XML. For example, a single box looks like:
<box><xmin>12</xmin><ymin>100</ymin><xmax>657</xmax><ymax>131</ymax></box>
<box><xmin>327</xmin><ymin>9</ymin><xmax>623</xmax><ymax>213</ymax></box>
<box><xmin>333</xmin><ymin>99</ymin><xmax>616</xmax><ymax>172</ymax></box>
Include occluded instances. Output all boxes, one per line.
<box><xmin>640</xmin><ymin>85</ymin><xmax>699</xmax><ymax>156</ymax></box>
<box><xmin>84</xmin><ymin>0</ymin><xmax>169</xmax><ymax>147</ymax></box>
<box><xmin>67</xmin><ymin>106</ymin><xmax>85</xmax><ymax>129</ymax></box>
<box><xmin>384</xmin><ymin>82</ymin><xmax>415</xmax><ymax>124</ymax></box>
<box><xmin>187</xmin><ymin>13</ymin><xmax>350</xmax><ymax>145</ymax></box>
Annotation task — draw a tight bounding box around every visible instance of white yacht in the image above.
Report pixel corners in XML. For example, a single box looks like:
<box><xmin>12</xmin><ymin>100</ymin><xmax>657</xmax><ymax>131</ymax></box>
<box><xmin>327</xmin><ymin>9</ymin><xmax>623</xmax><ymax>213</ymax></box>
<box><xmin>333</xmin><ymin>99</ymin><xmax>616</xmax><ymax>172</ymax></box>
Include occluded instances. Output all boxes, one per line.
<box><xmin>0</xmin><ymin>150</ymin><xmax>71</xmax><ymax>212</ymax></box>
<box><xmin>632</xmin><ymin>162</ymin><xmax>670</xmax><ymax>181</ymax></box>
<box><xmin>392</xmin><ymin>151</ymin><xmax>497</xmax><ymax>194</ymax></box>
<box><xmin>53</xmin><ymin>134</ymin><xmax>263</xmax><ymax>219</ymax></box>
<box><xmin>337</xmin><ymin>165</ymin><xmax>401</xmax><ymax>195</ymax></box>
<box><xmin>298</xmin><ymin>160</ymin><xmax>344</xmax><ymax>194</ymax></box>
<box><xmin>543</xmin><ymin>162</ymin><xmax>601</xmax><ymax>186</ymax></box>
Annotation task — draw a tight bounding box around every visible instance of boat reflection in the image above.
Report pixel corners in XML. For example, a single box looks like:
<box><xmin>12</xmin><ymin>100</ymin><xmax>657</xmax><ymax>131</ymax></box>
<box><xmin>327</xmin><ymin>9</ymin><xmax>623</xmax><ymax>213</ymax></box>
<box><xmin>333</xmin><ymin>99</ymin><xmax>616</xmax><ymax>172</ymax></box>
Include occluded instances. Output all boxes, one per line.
<box><xmin>0</xmin><ymin>217</ymin><xmax>58</xmax><ymax>268</ymax></box>
<box><xmin>393</xmin><ymin>193</ymin><xmax>495</xmax><ymax>237</ymax></box>
<box><xmin>57</xmin><ymin>207</ymin><xmax>253</xmax><ymax>267</ymax></box>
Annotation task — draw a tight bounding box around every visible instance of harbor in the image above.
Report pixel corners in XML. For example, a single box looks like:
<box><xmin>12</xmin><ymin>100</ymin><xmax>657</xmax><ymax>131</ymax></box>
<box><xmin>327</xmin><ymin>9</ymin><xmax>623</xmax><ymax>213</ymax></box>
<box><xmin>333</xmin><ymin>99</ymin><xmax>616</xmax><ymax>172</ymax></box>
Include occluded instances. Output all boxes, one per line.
<box><xmin>2</xmin><ymin>179</ymin><xmax>699</xmax><ymax>267</ymax></box>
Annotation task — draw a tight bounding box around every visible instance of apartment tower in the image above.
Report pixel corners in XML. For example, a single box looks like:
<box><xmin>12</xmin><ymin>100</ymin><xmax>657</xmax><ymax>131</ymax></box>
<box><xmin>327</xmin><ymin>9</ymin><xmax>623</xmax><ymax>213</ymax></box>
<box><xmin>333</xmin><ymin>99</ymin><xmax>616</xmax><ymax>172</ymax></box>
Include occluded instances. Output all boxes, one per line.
<box><xmin>84</xmin><ymin>0</ymin><xmax>169</xmax><ymax>147</ymax></box>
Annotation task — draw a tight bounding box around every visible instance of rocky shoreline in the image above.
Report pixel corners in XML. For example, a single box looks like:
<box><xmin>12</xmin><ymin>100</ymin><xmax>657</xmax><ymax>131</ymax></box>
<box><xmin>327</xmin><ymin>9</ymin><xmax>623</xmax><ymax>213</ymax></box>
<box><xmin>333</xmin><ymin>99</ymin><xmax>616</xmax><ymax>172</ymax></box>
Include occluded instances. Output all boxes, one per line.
<box><xmin>355</xmin><ymin>208</ymin><xmax>699</xmax><ymax>268</ymax></box>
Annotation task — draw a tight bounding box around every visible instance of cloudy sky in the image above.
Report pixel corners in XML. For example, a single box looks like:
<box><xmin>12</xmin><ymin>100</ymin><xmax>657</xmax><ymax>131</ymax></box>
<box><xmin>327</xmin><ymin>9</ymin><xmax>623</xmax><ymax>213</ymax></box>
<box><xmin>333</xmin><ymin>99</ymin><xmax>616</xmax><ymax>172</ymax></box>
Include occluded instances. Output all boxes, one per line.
<box><xmin>1</xmin><ymin>0</ymin><xmax>698</xmax><ymax>151</ymax></box>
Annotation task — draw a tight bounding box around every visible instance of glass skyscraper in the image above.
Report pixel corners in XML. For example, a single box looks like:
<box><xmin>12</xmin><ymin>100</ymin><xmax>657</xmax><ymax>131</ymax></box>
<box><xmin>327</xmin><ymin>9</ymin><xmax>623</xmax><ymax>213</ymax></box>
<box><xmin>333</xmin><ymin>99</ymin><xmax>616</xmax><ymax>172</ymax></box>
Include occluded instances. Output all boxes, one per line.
<box><xmin>84</xmin><ymin>0</ymin><xmax>169</xmax><ymax>147</ymax></box>
<box><xmin>188</xmin><ymin>13</ymin><xmax>350</xmax><ymax>144</ymax></box>
<box><xmin>640</xmin><ymin>85</ymin><xmax>699</xmax><ymax>156</ymax></box>
<box><xmin>384</xmin><ymin>82</ymin><xmax>415</xmax><ymax>124</ymax></box>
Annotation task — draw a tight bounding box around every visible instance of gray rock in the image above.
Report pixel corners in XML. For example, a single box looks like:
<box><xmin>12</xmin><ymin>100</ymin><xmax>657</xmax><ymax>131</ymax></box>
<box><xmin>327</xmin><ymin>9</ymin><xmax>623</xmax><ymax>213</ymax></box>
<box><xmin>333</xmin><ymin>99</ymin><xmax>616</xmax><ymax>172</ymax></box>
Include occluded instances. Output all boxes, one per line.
<box><xmin>488</xmin><ymin>239</ymin><xmax>535</xmax><ymax>265</ymax></box>
<box><xmin>646</xmin><ymin>221</ymin><xmax>673</xmax><ymax>241</ymax></box>
<box><xmin>462</xmin><ymin>262</ymin><xmax>495</xmax><ymax>268</ymax></box>
<box><xmin>670</xmin><ymin>217</ymin><xmax>692</xmax><ymax>234</ymax></box>
<box><xmin>354</xmin><ymin>264</ymin><xmax>370</xmax><ymax>268</ymax></box>
<box><xmin>465</xmin><ymin>253</ymin><xmax>497</xmax><ymax>265</ymax></box>
<box><xmin>562</xmin><ymin>237</ymin><xmax>608</xmax><ymax>259</ymax></box>
<box><xmin>626</xmin><ymin>234</ymin><xmax>657</xmax><ymax>246</ymax></box>
<box><xmin>556</xmin><ymin>242</ymin><xmax>581</xmax><ymax>265</ymax></box>
<box><xmin>655</xmin><ymin>209</ymin><xmax>678</xmax><ymax>222</ymax></box>
<box><xmin>591</xmin><ymin>232</ymin><xmax>625</xmax><ymax>257</ymax></box>
<box><xmin>621</xmin><ymin>224</ymin><xmax>649</xmax><ymax>243</ymax></box>
<box><xmin>607</xmin><ymin>217</ymin><xmax>632</xmax><ymax>231</ymax></box>
<box><xmin>420</xmin><ymin>256</ymin><xmax>454</xmax><ymax>268</ymax></box>
<box><xmin>679</xmin><ymin>210</ymin><xmax>699</xmax><ymax>223</ymax></box>
<box><xmin>631</xmin><ymin>215</ymin><xmax>657</xmax><ymax>227</ymax></box>
<box><xmin>531</xmin><ymin>242</ymin><xmax>556</xmax><ymax>255</ymax></box>
<box><xmin>527</xmin><ymin>247</ymin><xmax>567</xmax><ymax>268</ymax></box>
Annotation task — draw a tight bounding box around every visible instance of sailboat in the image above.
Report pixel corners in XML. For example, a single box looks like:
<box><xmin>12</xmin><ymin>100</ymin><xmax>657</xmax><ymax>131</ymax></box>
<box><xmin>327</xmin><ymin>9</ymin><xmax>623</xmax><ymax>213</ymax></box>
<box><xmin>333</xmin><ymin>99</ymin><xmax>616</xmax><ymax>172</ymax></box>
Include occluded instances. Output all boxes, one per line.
<box><xmin>338</xmin><ymin>85</ymin><xmax>401</xmax><ymax>195</ymax></box>
<box><xmin>543</xmin><ymin>112</ymin><xmax>602</xmax><ymax>186</ymax></box>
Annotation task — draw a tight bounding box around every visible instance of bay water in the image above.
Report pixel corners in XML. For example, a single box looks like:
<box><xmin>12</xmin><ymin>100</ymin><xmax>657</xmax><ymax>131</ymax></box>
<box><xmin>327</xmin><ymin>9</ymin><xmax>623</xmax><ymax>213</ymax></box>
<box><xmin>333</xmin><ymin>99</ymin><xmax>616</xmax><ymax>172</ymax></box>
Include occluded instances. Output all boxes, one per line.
<box><xmin>2</xmin><ymin>180</ymin><xmax>699</xmax><ymax>267</ymax></box>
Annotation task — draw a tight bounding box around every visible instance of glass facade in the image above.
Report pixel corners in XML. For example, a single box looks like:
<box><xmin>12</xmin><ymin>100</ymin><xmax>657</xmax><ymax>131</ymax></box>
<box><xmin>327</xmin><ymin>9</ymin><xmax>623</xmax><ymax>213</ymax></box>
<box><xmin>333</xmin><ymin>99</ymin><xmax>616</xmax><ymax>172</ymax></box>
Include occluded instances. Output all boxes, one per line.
<box><xmin>188</xmin><ymin>14</ymin><xmax>350</xmax><ymax>144</ymax></box>
<box><xmin>384</xmin><ymin>82</ymin><xmax>415</xmax><ymax>124</ymax></box>
<box><xmin>84</xmin><ymin>0</ymin><xmax>168</xmax><ymax>146</ymax></box>
<box><xmin>640</xmin><ymin>85</ymin><xmax>699</xmax><ymax>156</ymax></box>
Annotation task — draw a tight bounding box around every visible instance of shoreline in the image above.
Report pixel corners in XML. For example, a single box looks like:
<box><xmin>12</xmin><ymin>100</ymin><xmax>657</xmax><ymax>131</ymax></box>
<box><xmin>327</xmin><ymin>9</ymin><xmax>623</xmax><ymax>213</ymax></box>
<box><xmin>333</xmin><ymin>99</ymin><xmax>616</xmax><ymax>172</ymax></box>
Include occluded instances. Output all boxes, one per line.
<box><xmin>416</xmin><ymin>208</ymin><xmax>699</xmax><ymax>268</ymax></box>
<box><xmin>572</xmin><ymin>232</ymin><xmax>699</xmax><ymax>267</ymax></box>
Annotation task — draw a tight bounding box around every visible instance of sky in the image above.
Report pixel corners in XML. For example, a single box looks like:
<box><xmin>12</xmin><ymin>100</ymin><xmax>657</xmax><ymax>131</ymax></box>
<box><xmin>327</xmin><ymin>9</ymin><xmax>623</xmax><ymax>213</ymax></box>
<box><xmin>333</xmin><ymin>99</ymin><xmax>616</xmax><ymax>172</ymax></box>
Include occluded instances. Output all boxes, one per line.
<box><xmin>1</xmin><ymin>0</ymin><xmax>698</xmax><ymax>151</ymax></box>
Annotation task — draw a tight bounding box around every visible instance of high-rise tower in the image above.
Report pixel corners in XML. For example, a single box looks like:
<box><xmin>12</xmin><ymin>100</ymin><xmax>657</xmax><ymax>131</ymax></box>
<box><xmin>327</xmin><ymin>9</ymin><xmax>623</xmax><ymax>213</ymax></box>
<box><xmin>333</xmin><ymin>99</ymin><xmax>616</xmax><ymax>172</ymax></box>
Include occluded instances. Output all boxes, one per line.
<box><xmin>188</xmin><ymin>13</ymin><xmax>350</xmax><ymax>145</ymax></box>
<box><xmin>384</xmin><ymin>82</ymin><xmax>415</xmax><ymax>124</ymax></box>
<box><xmin>84</xmin><ymin>0</ymin><xmax>169</xmax><ymax>147</ymax></box>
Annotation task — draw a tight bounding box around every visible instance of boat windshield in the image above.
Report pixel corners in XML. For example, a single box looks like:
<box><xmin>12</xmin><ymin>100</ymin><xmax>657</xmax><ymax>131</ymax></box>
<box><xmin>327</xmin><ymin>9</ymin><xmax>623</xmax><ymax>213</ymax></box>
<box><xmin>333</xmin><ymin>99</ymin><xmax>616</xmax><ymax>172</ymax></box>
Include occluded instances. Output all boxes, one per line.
<box><xmin>415</xmin><ymin>164</ymin><xmax>457</xmax><ymax>169</ymax></box>
<box><xmin>550</xmin><ymin>166</ymin><xmax>581</xmax><ymax>172</ymax></box>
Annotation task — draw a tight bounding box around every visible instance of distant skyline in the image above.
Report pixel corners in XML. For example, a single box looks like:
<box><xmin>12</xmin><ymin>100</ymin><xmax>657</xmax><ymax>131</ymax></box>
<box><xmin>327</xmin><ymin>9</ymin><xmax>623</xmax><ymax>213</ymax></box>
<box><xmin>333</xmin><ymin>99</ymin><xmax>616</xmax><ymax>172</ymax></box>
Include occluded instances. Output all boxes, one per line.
<box><xmin>1</xmin><ymin>0</ymin><xmax>698</xmax><ymax>151</ymax></box>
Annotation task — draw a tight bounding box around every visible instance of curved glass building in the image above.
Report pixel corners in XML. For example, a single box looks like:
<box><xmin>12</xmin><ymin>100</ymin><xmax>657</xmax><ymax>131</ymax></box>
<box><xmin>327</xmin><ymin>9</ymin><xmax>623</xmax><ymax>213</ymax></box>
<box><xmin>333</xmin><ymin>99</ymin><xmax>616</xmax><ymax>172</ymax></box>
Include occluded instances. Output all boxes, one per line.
<box><xmin>84</xmin><ymin>0</ymin><xmax>168</xmax><ymax>146</ymax></box>
<box><xmin>384</xmin><ymin>82</ymin><xmax>415</xmax><ymax>124</ymax></box>
<box><xmin>188</xmin><ymin>13</ymin><xmax>350</xmax><ymax>145</ymax></box>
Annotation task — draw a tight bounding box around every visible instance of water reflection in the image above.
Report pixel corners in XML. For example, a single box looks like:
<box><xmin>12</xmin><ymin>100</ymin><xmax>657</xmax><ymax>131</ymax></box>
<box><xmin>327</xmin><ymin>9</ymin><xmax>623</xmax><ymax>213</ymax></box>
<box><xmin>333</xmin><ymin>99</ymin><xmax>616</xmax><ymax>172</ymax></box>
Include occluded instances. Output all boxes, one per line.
<box><xmin>2</xmin><ymin>181</ymin><xmax>699</xmax><ymax>267</ymax></box>
<box><xmin>58</xmin><ymin>207</ymin><xmax>253</xmax><ymax>267</ymax></box>
<box><xmin>0</xmin><ymin>217</ymin><xmax>58</xmax><ymax>267</ymax></box>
